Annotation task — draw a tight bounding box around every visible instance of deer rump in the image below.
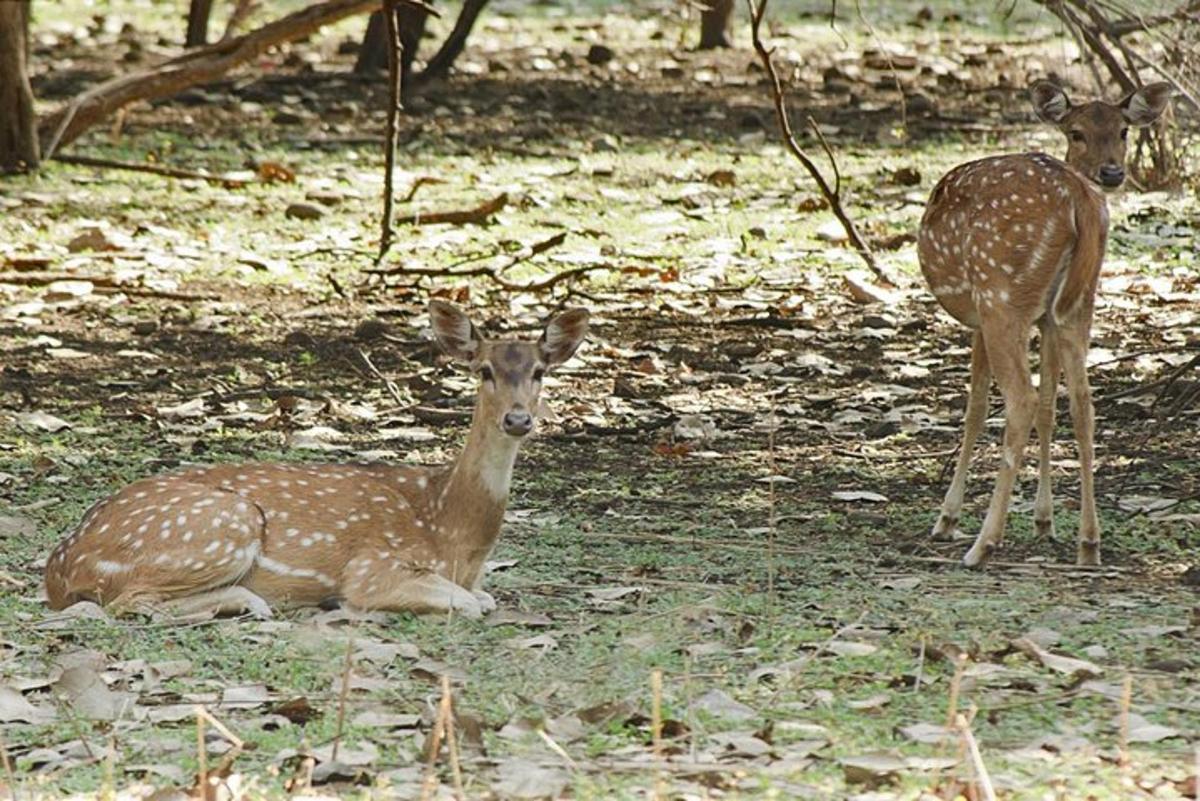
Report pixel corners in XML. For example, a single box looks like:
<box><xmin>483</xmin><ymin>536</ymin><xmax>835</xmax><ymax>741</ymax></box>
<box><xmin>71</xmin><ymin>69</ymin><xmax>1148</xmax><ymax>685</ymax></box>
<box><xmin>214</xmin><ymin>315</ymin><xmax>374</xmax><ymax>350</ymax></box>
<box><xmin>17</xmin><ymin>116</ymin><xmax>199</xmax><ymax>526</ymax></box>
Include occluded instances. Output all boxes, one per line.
<box><xmin>919</xmin><ymin>152</ymin><xmax>1108</xmax><ymax>331</ymax></box>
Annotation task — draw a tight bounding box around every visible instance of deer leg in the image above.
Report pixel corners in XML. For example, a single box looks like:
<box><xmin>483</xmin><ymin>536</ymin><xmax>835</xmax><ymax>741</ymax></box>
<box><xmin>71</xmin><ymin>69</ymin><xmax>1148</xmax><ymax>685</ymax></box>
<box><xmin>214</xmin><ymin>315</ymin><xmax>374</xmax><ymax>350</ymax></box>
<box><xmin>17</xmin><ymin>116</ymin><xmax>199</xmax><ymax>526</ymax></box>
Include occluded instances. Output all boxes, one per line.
<box><xmin>963</xmin><ymin>323</ymin><xmax>1037</xmax><ymax>567</ymax></box>
<box><xmin>161</xmin><ymin>586</ymin><xmax>274</xmax><ymax>619</ymax></box>
<box><xmin>113</xmin><ymin>585</ymin><xmax>273</xmax><ymax>620</ymax></box>
<box><xmin>471</xmin><ymin>589</ymin><xmax>497</xmax><ymax>613</ymax></box>
<box><xmin>932</xmin><ymin>330</ymin><xmax>991</xmax><ymax>540</ymax></box>
<box><xmin>1033</xmin><ymin>323</ymin><xmax>1062</xmax><ymax>540</ymax></box>
<box><xmin>1059</xmin><ymin>328</ymin><xmax>1101</xmax><ymax>566</ymax></box>
<box><xmin>344</xmin><ymin>573</ymin><xmax>484</xmax><ymax>619</ymax></box>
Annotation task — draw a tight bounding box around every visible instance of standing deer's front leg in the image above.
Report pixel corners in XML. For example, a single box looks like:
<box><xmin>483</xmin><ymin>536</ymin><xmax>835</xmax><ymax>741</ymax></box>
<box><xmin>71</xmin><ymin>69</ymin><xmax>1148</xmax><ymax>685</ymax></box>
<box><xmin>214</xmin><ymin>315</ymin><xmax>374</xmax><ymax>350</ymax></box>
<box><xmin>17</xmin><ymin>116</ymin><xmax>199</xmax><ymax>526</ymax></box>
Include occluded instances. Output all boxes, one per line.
<box><xmin>1033</xmin><ymin>322</ymin><xmax>1062</xmax><ymax>540</ymax></box>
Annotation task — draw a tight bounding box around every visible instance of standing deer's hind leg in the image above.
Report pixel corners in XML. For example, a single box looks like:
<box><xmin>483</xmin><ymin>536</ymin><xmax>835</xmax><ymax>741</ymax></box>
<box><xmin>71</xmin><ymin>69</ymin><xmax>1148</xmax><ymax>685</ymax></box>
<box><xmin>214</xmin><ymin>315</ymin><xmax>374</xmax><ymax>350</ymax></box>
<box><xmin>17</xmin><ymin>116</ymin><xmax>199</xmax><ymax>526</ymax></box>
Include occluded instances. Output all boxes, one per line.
<box><xmin>932</xmin><ymin>330</ymin><xmax>991</xmax><ymax>540</ymax></box>
<box><xmin>1033</xmin><ymin>323</ymin><xmax>1062</xmax><ymax>540</ymax></box>
<box><xmin>963</xmin><ymin>321</ymin><xmax>1037</xmax><ymax>567</ymax></box>
<box><xmin>1059</xmin><ymin>326</ymin><xmax>1101</xmax><ymax>565</ymax></box>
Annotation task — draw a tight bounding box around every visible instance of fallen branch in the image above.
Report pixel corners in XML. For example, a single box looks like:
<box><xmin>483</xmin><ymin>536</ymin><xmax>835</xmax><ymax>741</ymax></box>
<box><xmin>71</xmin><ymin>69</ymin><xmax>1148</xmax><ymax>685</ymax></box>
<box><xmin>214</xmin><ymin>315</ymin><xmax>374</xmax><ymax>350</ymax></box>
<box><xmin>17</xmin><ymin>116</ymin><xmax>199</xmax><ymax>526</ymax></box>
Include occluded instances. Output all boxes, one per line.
<box><xmin>53</xmin><ymin>153</ymin><xmax>248</xmax><ymax>187</ymax></box>
<box><xmin>396</xmin><ymin>193</ymin><xmax>508</xmax><ymax>226</ymax></box>
<box><xmin>746</xmin><ymin>0</ymin><xmax>888</xmax><ymax>285</ymax></box>
<box><xmin>0</xmin><ymin>271</ymin><xmax>220</xmax><ymax>301</ymax></box>
<box><xmin>39</xmin><ymin>0</ymin><xmax>380</xmax><ymax>158</ymax></box>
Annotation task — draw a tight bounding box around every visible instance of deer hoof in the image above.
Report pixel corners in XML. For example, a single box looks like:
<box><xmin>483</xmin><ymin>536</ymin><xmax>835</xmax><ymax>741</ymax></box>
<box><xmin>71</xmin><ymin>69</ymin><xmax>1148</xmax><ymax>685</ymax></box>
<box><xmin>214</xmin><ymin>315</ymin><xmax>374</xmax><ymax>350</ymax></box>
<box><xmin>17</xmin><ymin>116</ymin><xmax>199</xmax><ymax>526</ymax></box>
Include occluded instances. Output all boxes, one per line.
<box><xmin>961</xmin><ymin>541</ymin><xmax>992</xmax><ymax>568</ymax></box>
<box><xmin>1076</xmin><ymin>541</ymin><xmax>1101</xmax><ymax>567</ymax></box>
<box><xmin>471</xmin><ymin>589</ymin><xmax>497</xmax><ymax>614</ymax></box>
<box><xmin>930</xmin><ymin>514</ymin><xmax>958</xmax><ymax>540</ymax></box>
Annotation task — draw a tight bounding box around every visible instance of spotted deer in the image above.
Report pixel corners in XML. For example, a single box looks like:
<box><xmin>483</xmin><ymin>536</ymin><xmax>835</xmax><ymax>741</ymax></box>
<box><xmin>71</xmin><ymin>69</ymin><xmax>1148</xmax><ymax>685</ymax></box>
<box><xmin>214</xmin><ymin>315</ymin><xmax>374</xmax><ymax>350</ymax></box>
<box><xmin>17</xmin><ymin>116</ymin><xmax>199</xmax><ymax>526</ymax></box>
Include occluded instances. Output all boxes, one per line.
<box><xmin>44</xmin><ymin>301</ymin><xmax>589</xmax><ymax>618</ymax></box>
<box><xmin>918</xmin><ymin>79</ymin><xmax>1171</xmax><ymax>567</ymax></box>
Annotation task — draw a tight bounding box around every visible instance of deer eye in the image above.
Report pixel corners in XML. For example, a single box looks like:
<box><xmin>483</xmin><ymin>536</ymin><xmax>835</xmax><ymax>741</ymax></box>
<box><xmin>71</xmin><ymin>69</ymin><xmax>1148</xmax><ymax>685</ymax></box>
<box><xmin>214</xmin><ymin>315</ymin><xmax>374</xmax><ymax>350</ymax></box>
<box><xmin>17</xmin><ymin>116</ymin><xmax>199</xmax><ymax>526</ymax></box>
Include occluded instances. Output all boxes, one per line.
<box><xmin>479</xmin><ymin>365</ymin><xmax>494</xmax><ymax>383</ymax></box>
<box><xmin>1069</xmin><ymin>130</ymin><xmax>1086</xmax><ymax>143</ymax></box>
<box><xmin>532</xmin><ymin>367</ymin><xmax>545</xmax><ymax>383</ymax></box>
<box><xmin>1120</xmin><ymin>127</ymin><xmax>1129</xmax><ymax>140</ymax></box>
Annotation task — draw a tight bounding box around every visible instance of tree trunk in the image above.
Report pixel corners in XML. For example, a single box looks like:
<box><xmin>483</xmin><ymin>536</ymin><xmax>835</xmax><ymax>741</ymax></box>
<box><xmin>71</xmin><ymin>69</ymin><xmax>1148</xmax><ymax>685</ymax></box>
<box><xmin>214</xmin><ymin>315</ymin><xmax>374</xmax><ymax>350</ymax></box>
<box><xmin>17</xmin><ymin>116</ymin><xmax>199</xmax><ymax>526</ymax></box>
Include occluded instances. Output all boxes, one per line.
<box><xmin>39</xmin><ymin>0</ymin><xmax>378</xmax><ymax>158</ymax></box>
<box><xmin>355</xmin><ymin>6</ymin><xmax>427</xmax><ymax>81</ymax></box>
<box><xmin>698</xmin><ymin>0</ymin><xmax>734</xmax><ymax>49</ymax></box>
<box><xmin>186</xmin><ymin>0</ymin><xmax>215</xmax><ymax>47</ymax></box>
<box><xmin>0</xmin><ymin>0</ymin><xmax>39</xmax><ymax>172</ymax></box>
<box><xmin>415</xmin><ymin>0</ymin><xmax>487</xmax><ymax>84</ymax></box>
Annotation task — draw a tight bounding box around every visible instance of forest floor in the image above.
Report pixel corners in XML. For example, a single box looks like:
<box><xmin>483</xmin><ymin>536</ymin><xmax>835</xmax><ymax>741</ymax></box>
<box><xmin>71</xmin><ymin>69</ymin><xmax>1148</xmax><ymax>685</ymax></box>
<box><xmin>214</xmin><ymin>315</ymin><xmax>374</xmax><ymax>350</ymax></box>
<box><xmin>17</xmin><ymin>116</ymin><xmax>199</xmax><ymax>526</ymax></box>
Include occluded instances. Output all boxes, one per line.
<box><xmin>1</xmin><ymin>1</ymin><xmax>1199</xmax><ymax>799</ymax></box>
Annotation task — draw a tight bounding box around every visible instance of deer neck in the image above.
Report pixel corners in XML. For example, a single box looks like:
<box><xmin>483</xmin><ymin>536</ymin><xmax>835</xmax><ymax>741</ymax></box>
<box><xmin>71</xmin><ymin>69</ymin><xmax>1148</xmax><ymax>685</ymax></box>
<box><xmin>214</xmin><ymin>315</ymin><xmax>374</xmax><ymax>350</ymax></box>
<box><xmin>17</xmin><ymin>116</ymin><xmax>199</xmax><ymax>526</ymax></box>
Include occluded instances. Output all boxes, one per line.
<box><xmin>430</xmin><ymin>406</ymin><xmax>522</xmax><ymax>577</ymax></box>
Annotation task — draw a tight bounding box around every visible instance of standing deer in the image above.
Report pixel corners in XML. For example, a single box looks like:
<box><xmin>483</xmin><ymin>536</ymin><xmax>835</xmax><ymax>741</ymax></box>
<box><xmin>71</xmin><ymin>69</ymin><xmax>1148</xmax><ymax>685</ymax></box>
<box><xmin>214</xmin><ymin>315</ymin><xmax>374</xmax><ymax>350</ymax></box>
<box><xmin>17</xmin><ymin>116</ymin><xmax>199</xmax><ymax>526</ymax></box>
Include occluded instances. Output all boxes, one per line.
<box><xmin>919</xmin><ymin>79</ymin><xmax>1171</xmax><ymax>567</ymax></box>
<box><xmin>44</xmin><ymin>301</ymin><xmax>589</xmax><ymax>618</ymax></box>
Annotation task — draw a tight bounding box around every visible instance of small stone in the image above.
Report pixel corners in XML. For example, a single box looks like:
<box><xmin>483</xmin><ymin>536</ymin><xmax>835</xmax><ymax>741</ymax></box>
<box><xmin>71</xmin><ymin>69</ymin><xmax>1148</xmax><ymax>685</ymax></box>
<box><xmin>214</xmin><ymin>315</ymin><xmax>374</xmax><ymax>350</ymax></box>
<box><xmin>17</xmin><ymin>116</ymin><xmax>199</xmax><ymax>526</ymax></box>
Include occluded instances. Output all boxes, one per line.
<box><xmin>273</xmin><ymin>109</ymin><xmax>306</xmax><ymax>125</ymax></box>
<box><xmin>285</xmin><ymin>203</ymin><xmax>325</xmax><ymax>221</ymax></box>
<box><xmin>591</xmin><ymin>135</ymin><xmax>620</xmax><ymax>154</ymax></box>
<box><xmin>586</xmin><ymin>44</ymin><xmax>615</xmax><ymax>65</ymax></box>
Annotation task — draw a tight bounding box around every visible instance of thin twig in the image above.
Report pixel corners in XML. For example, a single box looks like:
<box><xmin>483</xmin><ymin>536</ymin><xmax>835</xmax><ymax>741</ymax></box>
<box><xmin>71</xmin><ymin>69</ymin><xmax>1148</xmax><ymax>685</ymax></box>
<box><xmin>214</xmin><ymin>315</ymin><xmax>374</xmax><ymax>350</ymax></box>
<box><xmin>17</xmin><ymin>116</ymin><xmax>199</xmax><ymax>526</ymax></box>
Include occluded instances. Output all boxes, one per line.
<box><xmin>378</xmin><ymin>0</ymin><xmax>404</xmax><ymax>263</ymax></box>
<box><xmin>357</xmin><ymin>347</ymin><xmax>407</xmax><ymax>407</ymax></box>
<box><xmin>746</xmin><ymin>0</ymin><xmax>887</xmax><ymax>284</ymax></box>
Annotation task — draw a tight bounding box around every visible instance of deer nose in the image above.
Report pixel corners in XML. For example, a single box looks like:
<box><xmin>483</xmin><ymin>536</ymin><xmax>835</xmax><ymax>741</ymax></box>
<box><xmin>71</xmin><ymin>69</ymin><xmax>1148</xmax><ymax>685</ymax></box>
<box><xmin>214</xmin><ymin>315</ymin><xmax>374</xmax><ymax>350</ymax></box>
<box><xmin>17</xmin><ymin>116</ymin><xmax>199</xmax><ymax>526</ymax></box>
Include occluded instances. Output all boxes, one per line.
<box><xmin>1098</xmin><ymin>164</ymin><xmax>1125</xmax><ymax>187</ymax></box>
<box><xmin>502</xmin><ymin>409</ymin><xmax>533</xmax><ymax>437</ymax></box>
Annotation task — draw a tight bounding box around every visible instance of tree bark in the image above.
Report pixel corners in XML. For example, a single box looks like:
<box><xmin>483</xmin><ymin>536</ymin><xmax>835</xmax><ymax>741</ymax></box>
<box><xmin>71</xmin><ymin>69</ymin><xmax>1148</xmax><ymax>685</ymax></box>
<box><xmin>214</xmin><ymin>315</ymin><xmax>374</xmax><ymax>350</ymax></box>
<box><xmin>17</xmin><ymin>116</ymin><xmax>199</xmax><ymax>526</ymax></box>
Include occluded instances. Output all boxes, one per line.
<box><xmin>0</xmin><ymin>0</ymin><xmax>39</xmax><ymax>172</ymax></box>
<box><xmin>186</xmin><ymin>0</ymin><xmax>215</xmax><ymax>47</ymax></box>
<box><xmin>39</xmin><ymin>0</ymin><xmax>378</xmax><ymax>158</ymax></box>
<box><xmin>355</xmin><ymin>4</ymin><xmax>427</xmax><ymax>82</ymax></box>
<box><xmin>698</xmin><ymin>0</ymin><xmax>734</xmax><ymax>49</ymax></box>
<box><xmin>415</xmin><ymin>0</ymin><xmax>488</xmax><ymax>84</ymax></box>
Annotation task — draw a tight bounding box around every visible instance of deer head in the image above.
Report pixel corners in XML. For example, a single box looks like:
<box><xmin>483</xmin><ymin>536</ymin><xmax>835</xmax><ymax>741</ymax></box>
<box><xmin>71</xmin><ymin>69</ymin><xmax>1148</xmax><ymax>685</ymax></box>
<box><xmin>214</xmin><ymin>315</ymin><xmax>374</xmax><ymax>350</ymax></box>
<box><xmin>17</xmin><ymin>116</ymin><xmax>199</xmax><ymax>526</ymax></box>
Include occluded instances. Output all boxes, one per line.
<box><xmin>1031</xmin><ymin>80</ymin><xmax>1172</xmax><ymax>188</ymax></box>
<box><xmin>429</xmin><ymin>301</ymin><xmax>589</xmax><ymax>438</ymax></box>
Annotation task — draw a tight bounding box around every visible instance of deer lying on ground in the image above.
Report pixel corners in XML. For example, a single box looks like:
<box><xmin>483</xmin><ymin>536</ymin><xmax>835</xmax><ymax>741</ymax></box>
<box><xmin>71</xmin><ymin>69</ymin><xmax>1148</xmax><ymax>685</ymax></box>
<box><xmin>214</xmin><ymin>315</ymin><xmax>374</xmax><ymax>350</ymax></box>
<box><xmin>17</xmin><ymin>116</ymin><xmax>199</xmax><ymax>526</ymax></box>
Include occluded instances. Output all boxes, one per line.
<box><xmin>44</xmin><ymin>301</ymin><xmax>588</xmax><ymax>618</ymax></box>
<box><xmin>918</xmin><ymin>79</ymin><xmax>1171</xmax><ymax>567</ymax></box>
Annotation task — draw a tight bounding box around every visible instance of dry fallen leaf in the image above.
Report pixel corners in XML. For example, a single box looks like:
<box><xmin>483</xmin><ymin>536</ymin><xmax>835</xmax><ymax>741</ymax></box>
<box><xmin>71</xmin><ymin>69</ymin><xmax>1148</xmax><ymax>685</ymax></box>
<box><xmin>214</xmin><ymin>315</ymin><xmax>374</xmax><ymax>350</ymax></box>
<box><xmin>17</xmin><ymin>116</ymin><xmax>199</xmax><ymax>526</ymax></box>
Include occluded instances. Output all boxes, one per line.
<box><xmin>0</xmin><ymin>686</ymin><xmax>55</xmax><ymax>724</ymax></box>
<box><xmin>689</xmin><ymin>689</ymin><xmax>758</xmax><ymax>722</ymax></box>
<box><xmin>53</xmin><ymin>666</ymin><xmax>135</xmax><ymax>721</ymax></box>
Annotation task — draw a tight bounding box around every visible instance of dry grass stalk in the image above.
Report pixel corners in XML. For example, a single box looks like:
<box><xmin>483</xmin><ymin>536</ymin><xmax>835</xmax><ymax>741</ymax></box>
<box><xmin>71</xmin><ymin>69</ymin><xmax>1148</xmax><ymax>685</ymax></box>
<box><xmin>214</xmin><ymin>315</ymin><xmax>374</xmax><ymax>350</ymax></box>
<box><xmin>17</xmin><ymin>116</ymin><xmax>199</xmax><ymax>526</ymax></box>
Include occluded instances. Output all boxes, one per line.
<box><xmin>1119</xmin><ymin>674</ymin><xmax>1133</xmax><ymax>768</ymax></box>
<box><xmin>420</xmin><ymin>678</ymin><xmax>450</xmax><ymax>801</ymax></box>
<box><xmin>440</xmin><ymin>675</ymin><xmax>466</xmax><ymax>801</ymax></box>
<box><xmin>944</xmin><ymin>652</ymin><xmax>968</xmax><ymax>728</ymax></box>
<box><xmin>650</xmin><ymin>668</ymin><xmax>665</xmax><ymax>801</ymax></box>
<box><xmin>955</xmin><ymin>709</ymin><xmax>997</xmax><ymax>801</ymax></box>
<box><xmin>331</xmin><ymin>637</ymin><xmax>355</xmax><ymax>764</ymax></box>
<box><xmin>195</xmin><ymin>705</ymin><xmax>208</xmax><ymax>801</ymax></box>
<box><xmin>0</xmin><ymin>733</ymin><xmax>16</xmax><ymax>801</ymax></box>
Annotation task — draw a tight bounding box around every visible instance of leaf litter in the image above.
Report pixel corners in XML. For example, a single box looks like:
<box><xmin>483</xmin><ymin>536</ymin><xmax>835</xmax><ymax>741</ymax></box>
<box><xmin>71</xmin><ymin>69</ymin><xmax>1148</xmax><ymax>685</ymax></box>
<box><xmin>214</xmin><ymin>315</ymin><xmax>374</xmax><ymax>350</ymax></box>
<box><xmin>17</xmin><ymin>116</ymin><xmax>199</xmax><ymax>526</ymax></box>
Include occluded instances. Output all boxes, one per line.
<box><xmin>1</xmin><ymin>2</ymin><xmax>1198</xmax><ymax>799</ymax></box>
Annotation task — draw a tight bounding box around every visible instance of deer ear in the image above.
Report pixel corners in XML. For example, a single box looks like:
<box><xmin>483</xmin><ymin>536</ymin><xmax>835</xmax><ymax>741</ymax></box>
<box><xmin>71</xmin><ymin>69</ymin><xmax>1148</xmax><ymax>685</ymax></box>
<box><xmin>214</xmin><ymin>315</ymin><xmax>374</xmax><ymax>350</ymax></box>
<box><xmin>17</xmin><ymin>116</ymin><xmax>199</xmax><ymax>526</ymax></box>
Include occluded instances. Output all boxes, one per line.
<box><xmin>1122</xmin><ymin>81</ymin><xmax>1172</xmax><ymax>126</ymax></box>
<box><xmin>1031</xmin><ymin>80</ymin><xmax>1071</xmax><ymax>123</ymax></box>
<box><xmin>428</xmin><ymin>300</ymin><xmax>482</xmax><ymax>362</ymax></box>
<box><xmin>539</xmin><ymin>308</ymin><xmax>589</xmax><ymax>366</ymax></box>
